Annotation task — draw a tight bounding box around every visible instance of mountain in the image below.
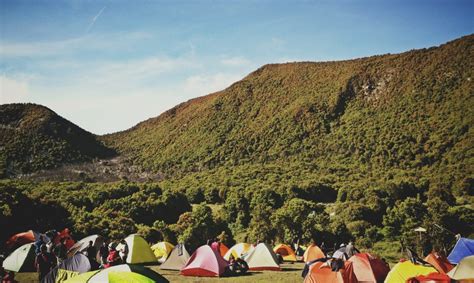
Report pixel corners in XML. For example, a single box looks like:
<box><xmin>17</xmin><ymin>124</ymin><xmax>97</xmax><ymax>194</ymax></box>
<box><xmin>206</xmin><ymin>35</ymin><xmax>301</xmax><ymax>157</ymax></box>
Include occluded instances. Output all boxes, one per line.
<box><xmin>0</xmin><ymin>103</ymin><xmax>115</xmax><ymax>177</ymax></box>
<box><xmin>102</xmin><ymin>35</ymin><xmax>473</xmax><ymax>189</ymax></box>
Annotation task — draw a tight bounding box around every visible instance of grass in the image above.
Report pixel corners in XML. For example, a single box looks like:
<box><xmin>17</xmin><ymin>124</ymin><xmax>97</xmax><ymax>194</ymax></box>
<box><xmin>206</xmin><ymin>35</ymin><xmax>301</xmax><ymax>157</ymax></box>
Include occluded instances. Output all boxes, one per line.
<box><xmin>14</xmin><ymin>262</ymin><xmax>305</xmax><ymax>283</ymax></box>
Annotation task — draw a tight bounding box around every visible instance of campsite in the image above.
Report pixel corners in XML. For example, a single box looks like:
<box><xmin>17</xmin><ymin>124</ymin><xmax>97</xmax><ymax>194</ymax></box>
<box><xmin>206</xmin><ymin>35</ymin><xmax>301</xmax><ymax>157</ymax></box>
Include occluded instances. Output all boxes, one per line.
<box><xmin>1</xmin><ymin>1</ymin><xmax>473</xmax><ymax>282</ymax></box>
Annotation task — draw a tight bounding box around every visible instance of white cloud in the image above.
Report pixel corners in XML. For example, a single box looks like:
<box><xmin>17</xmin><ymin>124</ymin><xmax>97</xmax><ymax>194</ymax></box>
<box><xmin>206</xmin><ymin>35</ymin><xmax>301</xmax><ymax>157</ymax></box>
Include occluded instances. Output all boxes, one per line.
<box><xmin>184</xmin><ymin>73</ymin><xmax>244</xmax><ymax>96</ymax></box>
<box><xmin>220</xmin><ymin>56</ymin><xmax>251</xmax><ymax>67</ymax></box>
<box><xmin>0</xmin><ymin>75</ymin><xmax>30</xmax><ymax>103</ymax></box>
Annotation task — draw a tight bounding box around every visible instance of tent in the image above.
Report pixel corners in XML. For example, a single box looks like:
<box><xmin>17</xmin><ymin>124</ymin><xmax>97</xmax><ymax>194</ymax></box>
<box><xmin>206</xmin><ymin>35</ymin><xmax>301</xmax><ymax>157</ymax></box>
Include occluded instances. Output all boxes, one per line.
<box><xmin>5</xmin><ymin>230</ymin><xmax>43</xmax><ymax>251</ymax></box>
<box><xmin>274</xmin><ymin>244</ymin><xmax>297</xmax><ymax>262</ymax></box>
<box><xmin>244</xmin><ymin>243</ymin><xmax>280</xmax><ymax>271</ymax></box>
<box><xmin>67</xmin><ymin>234</ymin><xmax>104</xmax><ymax>259</ymax></box>
<box><xmin>447</xmin><ymin>237</ymin><xmax>474</xmax><ymax>264</ymax></box>
<box><xmin>62</xmin><ymin>264</ymin><xmax>168</xmax><ymax>283</ymax></box>
<box><xmin>303</xmin><ymin>260</ymin><xmax>357</xmax><ymax>283</ymax></box>
<box><xmin>348</xmin><ymin>253</ymin><xmax>390</xmax><ymax>283</ymax></box>
<box><xmin>42</xmin><ymin>253</ymin><xmax>91</xmax><ymax>283</ymax></box>
<box><xmin>160</xmin><ymin>244</ymin><xmax>190</xmax><ymax>270</ymax></box>
<box><xmin>385</xmin><ymin>260</ymin><xmax>438</xmax><ymax>283</ymax></box>
<box><xmin>2</xmin><ymin>243</ymin><xmax>36</xmax><ymax>272</ymax></box>
<box><xmin>180</xmin><ymin>245</ymin><xmax>228</xmax><ymax>277</ymax></box>
<box><xmin>424</xmin><ymin>252</ymin><xmax>454</xmax><ymax>274</ymax></box>
<box><xmin>122</xmin><ymin>234</ymin><xmax>157</xmax><ymax>264</ymax></box>
<box><xmin>447</xmin><ymin>255</ymin><xmax>474</xmax><ymax>281</ymax></box>
<box><xmin>304</xmin><ymin>244</ymin><xmax>326</xmax><ymax>262</ymax></box>
<box><xmin>224</xmin><ymin>243</ymin><xmax>254</xmax><ymax>260</ymax></box>
<box><xmin>151</xmin><ymin>241</ymin><xmax>174</xmax><ymax>263</ymax></box>
<box><xmin>407</xmin><ymin>273</ymin><xmax>451</xmax><ymax>283</ymax></box>
<box><xmin>219</xmin><ymin>243</ymin><xmax>229</xmax><ymax>257</ymax></box>
<box><xmin>54</xmin><ymin>228</ymin><xmax>75</xmax><ymax>250</ymax></box>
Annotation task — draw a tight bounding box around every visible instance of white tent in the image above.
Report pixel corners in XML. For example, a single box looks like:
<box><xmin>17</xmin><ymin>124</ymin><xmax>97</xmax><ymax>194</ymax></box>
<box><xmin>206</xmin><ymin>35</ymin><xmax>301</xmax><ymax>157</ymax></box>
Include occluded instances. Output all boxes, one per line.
<box><xmin>243</xmin><ymin>243</ymin><xmax>280</xmax><ymax>271</ymax></box>
<box><xmin>67</xmin><ymin>234</ymin><xmax>104</xmax><ymax>259</ymax></box>
<box><xmin>160</xmin><ymin>244</ymin><xmax>190</xmax><ymax>270</ymax></box>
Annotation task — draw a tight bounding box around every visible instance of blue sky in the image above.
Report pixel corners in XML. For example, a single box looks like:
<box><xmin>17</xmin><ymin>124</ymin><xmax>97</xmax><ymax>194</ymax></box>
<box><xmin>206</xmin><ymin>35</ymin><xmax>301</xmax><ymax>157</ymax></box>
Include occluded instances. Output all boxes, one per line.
<box><xmin>1</xmin><ymin>0</ymin><xmax>473</xmax><ymax>134</ymax></box>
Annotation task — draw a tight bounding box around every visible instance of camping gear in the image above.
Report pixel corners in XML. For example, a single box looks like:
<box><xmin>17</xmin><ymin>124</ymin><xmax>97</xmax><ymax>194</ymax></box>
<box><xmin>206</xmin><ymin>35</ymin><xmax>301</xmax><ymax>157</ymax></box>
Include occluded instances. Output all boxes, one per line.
<box><xmin>2</xmin><ymin>243</ymin><xmax>36</xmax><ymax>272</ymax></box>
<box><xmin>67</xmin><ymin>234</ymin><xmax>104</xmax><ymax>259</ymax></box>
<box><xmin>447</xmin><ymin>255</ymin><xmax>474</xmax><ymax>281</ymax></box>
<box><xmin>424</xmin><ymin>252</ymin><xmax>454</xmax><ymax>274</ymax></box>
<box><xmin>303</xmin><ymin>244</ymin><xmax>326</xmax><ymax>262</ymax></box>
<box><xmin>385</xmin><ymin>260</ymin><xmax>438</xmax><ymax>283</ymax></box>
<box><xmin>303</xmin><ymin>260</ymin><xmax>357</xmax><ymax>283</ymax></box>
<box><xmin>243</xmin><ymin>243</ymin><xmax>280</xmax><ymax>271</ymax></box>
<box><xmin>62</xmin><ymin>264</ymin><xmax>167</xmax><ymax>283</ymax></box>
<box><xmin>348</xmin><ymin>253</ymin><xmax>390</xmax><ymax>283</ymax></box>
<box><xmin>273</xmin><ymin>244</ymin><xmax>297</xmax><ymax>262</ymax></box>
<box><xmin>5</xmin><ymin>230</ymin><xmax>46</xmax><ymax>251</ymax></box>
<box><xmin>407</xmin><ymin>272</ymin><xmax>451</xmax><ymax>283</ymax></box>
<box><xmin>42</xmin><ymin>253</ymin><xmax>91</xmax><ymax>283</ymax></box>
<box><xmin>151</xmin><ymin>241</ymin><xmax>174</xmax><ymax>263</ymax></box>
<box><xmin>332</xmin><ymin>247</ymin><xmax>349</xmax><ymax>260</ymax></box>
<box><xmin>180</xmin><ymin>245</ymin><xmax>228</xmax><ymax>277</ymax></box>
<box><xmin>223</xmin><ymin>243</ymin><xmax>254</xmax><ymax>260</ymax></box>
<box><xmin>122</xmin><ymin>234</ymin><xmax>157</xmax><ymax>264</ymax></box>
<box><xmin>160</xmin><ymin>244</ymin><xmax>190</xmax><ymax>270</ymax></box>
<box><xmin>447</xmin><ymin>237</ymin><xmax>474</xmax><ymax>264</ymax></box>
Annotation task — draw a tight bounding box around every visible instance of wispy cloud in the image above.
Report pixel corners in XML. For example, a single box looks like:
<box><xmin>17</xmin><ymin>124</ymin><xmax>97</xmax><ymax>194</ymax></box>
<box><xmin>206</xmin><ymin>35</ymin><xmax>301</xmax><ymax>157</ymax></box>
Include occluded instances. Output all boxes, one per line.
<box><xmin>184</xmin><ymin>72</ymin><xmax>245</xmax><ymax>96</ymax></box>
<box><xmin>86</xmin><ymin>6</ymin><xmax>106</xmax><ymax>33</ymax></box>
<box><xmin>220</xmin><ymin>56</ymin><xmax>251</xmax><ymax>67</ymax></box>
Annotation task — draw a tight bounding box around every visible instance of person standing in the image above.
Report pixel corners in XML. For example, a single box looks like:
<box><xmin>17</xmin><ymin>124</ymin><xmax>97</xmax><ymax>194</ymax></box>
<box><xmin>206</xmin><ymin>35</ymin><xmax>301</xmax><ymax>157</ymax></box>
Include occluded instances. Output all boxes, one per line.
<box><xmin>53</xmin><ymin>238</ymin><xmax>67</xmax><ymax>264</ymax></box>
<box><xmin>99</xmin><ymin>242</ymin><xmax>109</xmax><ymax>266</ymax></box>
<box><xmin>35</xmin><ymin>244</ymin><xmax>56</xmax><ymax>281</ymax></box>
<box><xmin>86</xmin><ymin>241</ymin><xmax>97</xmax><ymax>263</ymax></box>
<box><xmin>118</xmin><ymin>240</ymin><xmax>128</xmax><ymax>263</ymax></box>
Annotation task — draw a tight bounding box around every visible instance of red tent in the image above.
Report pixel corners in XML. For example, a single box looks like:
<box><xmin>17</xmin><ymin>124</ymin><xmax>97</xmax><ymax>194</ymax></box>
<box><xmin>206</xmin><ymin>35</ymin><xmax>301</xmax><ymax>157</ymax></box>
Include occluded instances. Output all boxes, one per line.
<box><xmin>219</xmin><ymin>243</ymin><xmax>229</xmax><ymax>257</ymax></box>
<box><xmin>54</xmin><ymin>228</ymin><xmax>75</xmax><ymax>250</ymax></box>
<box><xmin>424</xmin><ymin>252</ymin><xmax>454</xmax><ymax>274</ymax></box>
<box><xmin>304</xmin><ymin>260</ymin><xmax>357</xmax><ymax>283</ymax></box>
<box><xmin>180</xmin><ymin>245</ymin><xmax>228</xmax><ymax>277</ymax></box>
<box><xmin>348</xmin><ymin>253</ymin><xmax>390</xmax><ymax>282</ymax></box>
<box><xmin>407</xmin><ymin>272</ymin><xmax>451</xmax><ymax>283</ymax></box>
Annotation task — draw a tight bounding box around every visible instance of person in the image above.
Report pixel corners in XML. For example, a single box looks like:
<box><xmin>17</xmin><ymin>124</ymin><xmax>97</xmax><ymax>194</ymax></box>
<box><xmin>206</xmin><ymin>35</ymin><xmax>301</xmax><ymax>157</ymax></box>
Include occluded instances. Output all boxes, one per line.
<box><xmin>54</xmin><ymin>238</ymin><xmax>67</xmax><ymax>264</ymax></box>
<box><xmin>118</xmin><ymin>240</ymin><xmax>128</xmax><ymax>263</ymax></box>
<box><xmin>345</xmin><ymin>241</ymin><xmax>359</xmax><ymax>258</ymax></box>
<box><xmin>275</xmin><ymin>252</ymin><xmax>283</xmax><ymax>264</ymax></box>
<box><xmin>35</xmin><ymin>244</ymin><xmax>56</xmax><ymax>281</ymax></box>
<box><xmin>34</xmin><ymin>235</ymin><xmax>46</xmax><ymax>255</ymax></box>
<box><xmin>99</xmin><ymin>242</ymin><xmax>109</xmax><ymax>266</ymax></box>
<box><xmin>86</xmin><ymin>241</ymin><xmax>97</xmax><ymax>263</ymax></box>
<box><xmin>211</xmin><ymin>238</ymin><xmax>220</xmax><ymax>253</ymax></box>
<box><xmin>103</xmin><ymin>243</ymin><xmax>121</xmax><ymax>268</ymax></box>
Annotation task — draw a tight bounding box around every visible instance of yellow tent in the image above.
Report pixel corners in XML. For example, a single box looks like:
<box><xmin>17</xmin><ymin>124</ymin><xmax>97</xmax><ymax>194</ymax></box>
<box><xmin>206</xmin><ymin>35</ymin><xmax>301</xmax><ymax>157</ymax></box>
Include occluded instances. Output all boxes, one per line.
<box><xmin>123</xmin><ymin>234</ymin><xmax>157</xmax><ymax>264</ymax></box>
<box><xmin>385</xmin><ymin>261</ymin><xmax>437</xmax><ymax>283</ymax></box>
<box><xmin>447</xmin><ymin>255</ymin><xmax>474</xmax><ymax>281</ymax></box>
<box><xmin>224</xmin><ymin>243</ymin><xmax>254</xmax><ymax>260</ymax></box>
<box><xmin>151</xmin><ymin>241</ymin><xmax>174</xmax><ymax>263</ymax></box>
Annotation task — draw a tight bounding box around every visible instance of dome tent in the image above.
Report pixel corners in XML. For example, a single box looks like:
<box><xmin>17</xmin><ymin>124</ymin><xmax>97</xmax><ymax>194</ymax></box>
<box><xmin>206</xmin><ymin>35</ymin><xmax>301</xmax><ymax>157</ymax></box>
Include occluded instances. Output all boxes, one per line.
<box><xmin>244</xmin><ymin>243</ymin><xmax>280</xmax><ymax>271</ymax></box>
<box><xmin>447</xmin><ymin>237</ymin><xmax>474</xmax><ymax>264</ymax></box>
<box><xmin>42</xmin><ymin>253</ymin><xmax>91</xmax><ymax>283</ymax></box>
<box><xmin>2</xmin><ymin>243</ymin><xmax>35</xmax><ymax>272</ymax></box>
<box><xmin>180</xmin><ymin>245</ymin><xmax>228</xmax><ymax>277</ymax></box>
<box><xmin>274</xmin><ymin>244</ymin><xmax>297</xmax><ymax>262</ymax></box>
<box><xmin>63</xmin><ymin>264</ymin><xmax>168</xmax><ymax>283</ymax></box>
<box><xmin>160</xmin><ymin>243</ymin><xmax>190</xmax><ymax>270</ymax></box>
<box><xmin>223</xmin><ymin>243</ymin><xmax>254</xmax><ymax>260</ymax></box>
<box><xmin>121</xmin><ymin>234</ymin><xmax>157</xmax><ymax>264</ymax></box>
<box><xmin>151</xmin><ymin>241</ymin><xmax>174</xmax><ymax>263</ymax></box>
<box><xmin>303</xmin><ymin>244</ymin><xmax>325</xmax><ymax>262</ymax></box>
<box><xmin>348</xmin><ymin>253</ymin><xmax>390</xmax><ymax>282</ymax></box>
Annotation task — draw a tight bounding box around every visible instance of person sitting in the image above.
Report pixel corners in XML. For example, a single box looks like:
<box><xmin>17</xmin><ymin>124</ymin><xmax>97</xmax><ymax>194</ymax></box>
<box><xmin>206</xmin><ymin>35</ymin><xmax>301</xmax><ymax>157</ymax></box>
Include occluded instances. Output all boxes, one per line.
<box><xmin>103</xmin><ymin>243</ymin><xmax>121</xmax><ymax>268</ymax></box>
<box><xmin>35</xmin><ymin>244</ymin><xmax>56</xmax><ymax>281</ymax></box>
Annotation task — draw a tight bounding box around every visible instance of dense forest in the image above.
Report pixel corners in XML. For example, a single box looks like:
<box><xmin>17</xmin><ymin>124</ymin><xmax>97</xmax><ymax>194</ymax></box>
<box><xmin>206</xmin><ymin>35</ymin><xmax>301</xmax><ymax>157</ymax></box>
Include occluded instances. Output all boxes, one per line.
<box><xmin>1</xmin><ymin>35</ymin><xmax>473</xmax><ymax>261</ymax></box>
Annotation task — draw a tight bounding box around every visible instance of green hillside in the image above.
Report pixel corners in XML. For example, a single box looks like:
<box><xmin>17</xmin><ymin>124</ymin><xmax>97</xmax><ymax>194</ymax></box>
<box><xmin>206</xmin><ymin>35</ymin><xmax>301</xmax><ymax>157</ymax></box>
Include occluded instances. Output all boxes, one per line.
<box><xmin>104</xmin><ymin>35</ymin><xmax>473</xmax><ymax>189</ymax></box>
<box><xmin>0</xmin><ymin>103</ymin><xmax>115</xmax><ymax>177</ymax></box>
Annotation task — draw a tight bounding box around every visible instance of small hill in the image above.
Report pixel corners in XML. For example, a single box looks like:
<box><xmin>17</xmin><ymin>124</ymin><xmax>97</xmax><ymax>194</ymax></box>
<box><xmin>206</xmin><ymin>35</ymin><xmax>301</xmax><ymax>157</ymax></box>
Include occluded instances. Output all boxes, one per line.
<box><xmin>0</xmin><ymin>103</ymin><xmax>115</xmax><ymax>177</ymax></box>
<box><xmin>103</xmin><ymin>35</ymin><xmax>473</xmax><ymax>190</ymax></box>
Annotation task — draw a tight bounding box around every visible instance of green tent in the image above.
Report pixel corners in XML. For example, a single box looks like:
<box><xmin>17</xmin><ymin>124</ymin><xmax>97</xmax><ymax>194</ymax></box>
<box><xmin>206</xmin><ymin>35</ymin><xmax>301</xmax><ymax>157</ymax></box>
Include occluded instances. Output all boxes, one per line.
<box><xmin>122</xmin><ymin>234</ymin><xmax>157</xmax><ymax>264</ymax></box>
<box><xmin>2</xmin><ymin>243</ymin><xmax>35</xmax><ymax>272</ymax></box>
<box><xmin>63</xmin><ymin>264</ymin><xmax>168</xmax><ymax>283</ymax></box>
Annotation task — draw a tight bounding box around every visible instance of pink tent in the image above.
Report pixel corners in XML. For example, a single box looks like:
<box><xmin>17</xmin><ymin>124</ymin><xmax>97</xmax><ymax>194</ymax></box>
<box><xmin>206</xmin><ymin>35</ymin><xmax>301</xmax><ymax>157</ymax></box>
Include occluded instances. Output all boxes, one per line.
<box><xmin>180</xmin><ymin>245</ymin><xmax>228</xmax><ymax>277</ymax></box>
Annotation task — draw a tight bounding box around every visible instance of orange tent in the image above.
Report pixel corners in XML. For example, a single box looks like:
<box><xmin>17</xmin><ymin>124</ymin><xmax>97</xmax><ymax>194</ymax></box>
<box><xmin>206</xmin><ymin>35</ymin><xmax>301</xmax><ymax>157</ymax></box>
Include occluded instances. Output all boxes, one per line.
<box><xmin>407</xmin><ymin>272</ymin><xmax>451</xmax><ymax>283</ymax></box>
<box><xmin>304</xmin><ymin>244</ymin><xmax>325</xmax><ymax>262</ymax></box>
<box><xmin>424</xmin><ymin>252</ymin><xmax>454</xmax><ymax>274</ymax></box>
<box><xmin>219</xmin><ymin>243</ymin><xmax>229</xmax><ymax>257</ymax></box>
<box><xmin>348</xmin><ymin>253</ymin><xmax>390</xmax><ymax>282</ymax></box>
<box><xmin>55</xmin><ymin>228</ymin><xmax>75</xmax><ymax>250</ymax></box>
<box><xmin>304</xmin><ymin>260</ymin><xmax>357</xmax><ymax>283</ymax></box>
<box><xmin>6</xmin><ymin>230</ymin><xmax>38</xmax><ymax>251</ymax></box>
<box><xmin>274</xmin><ymin>244</ymin><xmax>297</xmax><ymax>262</ymax></box>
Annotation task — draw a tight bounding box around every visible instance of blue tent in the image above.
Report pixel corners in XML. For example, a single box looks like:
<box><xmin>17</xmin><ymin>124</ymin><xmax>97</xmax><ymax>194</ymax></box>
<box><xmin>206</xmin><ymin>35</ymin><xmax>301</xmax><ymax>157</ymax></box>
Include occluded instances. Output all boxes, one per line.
<box><xmin>448</xmin><ymin>238</ymin><xmax>474</xmax><ymax>264</ymax></box>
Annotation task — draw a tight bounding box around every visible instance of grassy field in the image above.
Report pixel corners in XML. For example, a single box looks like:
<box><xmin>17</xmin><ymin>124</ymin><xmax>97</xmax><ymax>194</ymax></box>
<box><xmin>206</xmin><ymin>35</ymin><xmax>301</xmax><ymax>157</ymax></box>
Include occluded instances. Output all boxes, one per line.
<box><xmin>14</xmin><ymin>262</ymin><xmax>305</xmax><ymax>283</ymax></box>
